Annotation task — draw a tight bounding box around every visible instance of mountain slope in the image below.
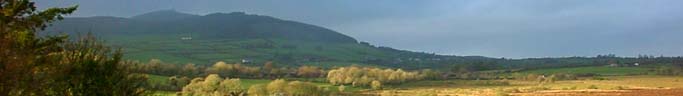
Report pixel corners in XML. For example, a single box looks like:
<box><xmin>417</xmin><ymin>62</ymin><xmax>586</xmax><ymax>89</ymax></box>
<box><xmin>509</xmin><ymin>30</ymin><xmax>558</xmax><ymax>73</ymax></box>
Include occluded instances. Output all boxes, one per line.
<box><xmin>43</xmin><ymin>10</ymin><xmax>452</xmax><ymax>69</ymax></box>
<box><xmin>48</xmin><ymin>10</ymin><xmax>357</xmax><ymax>43</ymax></box>
<box><xmin>41</xmin><ymin>10</ymin><xmax>653</xmax><ymax>71</ymax></box>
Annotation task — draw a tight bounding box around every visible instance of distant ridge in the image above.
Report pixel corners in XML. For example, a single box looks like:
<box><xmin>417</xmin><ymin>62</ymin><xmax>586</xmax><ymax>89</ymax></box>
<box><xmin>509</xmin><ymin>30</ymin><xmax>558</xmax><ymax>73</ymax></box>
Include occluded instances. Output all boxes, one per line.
<box><xmin>131</xmin><ymin>10</ymin><xmax>200</xmax><ymax>21</ymax></box>
<box><xmin>41</xmin><ymin>10</ymin><xmax>466</xmax><ymax>70</ymax></box>
<box><xmin>48</xmin><ymin>10</ymin><xmax>358</xmax><ymax>43</ymax></box>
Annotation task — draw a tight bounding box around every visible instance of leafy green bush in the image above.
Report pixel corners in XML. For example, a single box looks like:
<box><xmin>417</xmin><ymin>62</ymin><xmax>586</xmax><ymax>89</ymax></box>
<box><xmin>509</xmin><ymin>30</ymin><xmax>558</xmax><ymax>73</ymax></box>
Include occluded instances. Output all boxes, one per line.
<box><xmin>0</xmin><ymin>1</ymin><xmax>146</xmax><ymax>95</ymax></box>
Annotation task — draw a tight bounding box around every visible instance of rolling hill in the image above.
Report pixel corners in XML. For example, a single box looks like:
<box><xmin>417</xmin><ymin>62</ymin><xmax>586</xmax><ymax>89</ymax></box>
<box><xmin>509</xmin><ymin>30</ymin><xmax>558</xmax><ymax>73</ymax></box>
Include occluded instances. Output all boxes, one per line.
<box><xmin>42</xmin><ymin>10</ymin><xmax>456</xmax><ymax>69</ymax></box>
<box><xmin>41</xmin><ymin>10</ymin><xmax>679</xmax><ymax>72</ymax></box>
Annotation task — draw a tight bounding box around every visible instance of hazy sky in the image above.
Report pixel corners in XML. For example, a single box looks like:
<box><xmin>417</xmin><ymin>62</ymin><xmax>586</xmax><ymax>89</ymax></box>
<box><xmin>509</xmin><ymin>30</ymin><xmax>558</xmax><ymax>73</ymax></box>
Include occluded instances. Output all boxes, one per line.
<box><xmin>37</xmin><ymin>0</ymin><xmax>683</xmax><ymax>58</ymax></box>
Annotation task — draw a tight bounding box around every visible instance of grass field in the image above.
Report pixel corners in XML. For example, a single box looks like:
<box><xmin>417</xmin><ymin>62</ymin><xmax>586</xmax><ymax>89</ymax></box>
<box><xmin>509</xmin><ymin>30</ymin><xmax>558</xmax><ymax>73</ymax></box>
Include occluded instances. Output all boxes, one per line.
<box><xmin>147</xmin><ymin>74</ymin><xmax>171</xmax><ymax>84</ymax></box>
<box><xmin>515</xmin><ymin>66</ymin><xmax>650</xmax><ymax>76</ymax></box>
<box><xmin>147</xmin><ymin>73</ymin><xmax>683</xmax><ymax>96</ymax></box>
<box><xmin>364</xmin><ymin>75</ymin><xmax>683</xmax><ymax>96</ymax></box>
<box><xmin>147</xmin><ymin>66</ymin><xmax>674</xmax><ymax>96</ymax></box>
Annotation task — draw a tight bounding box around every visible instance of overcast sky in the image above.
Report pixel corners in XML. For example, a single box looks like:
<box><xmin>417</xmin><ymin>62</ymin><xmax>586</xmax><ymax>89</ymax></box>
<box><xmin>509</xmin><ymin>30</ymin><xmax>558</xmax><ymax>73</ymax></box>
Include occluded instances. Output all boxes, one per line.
<box><xmin>36</xmin><ymin>0</ymin><xmax>683</xmax><ymax>58</ymax></box>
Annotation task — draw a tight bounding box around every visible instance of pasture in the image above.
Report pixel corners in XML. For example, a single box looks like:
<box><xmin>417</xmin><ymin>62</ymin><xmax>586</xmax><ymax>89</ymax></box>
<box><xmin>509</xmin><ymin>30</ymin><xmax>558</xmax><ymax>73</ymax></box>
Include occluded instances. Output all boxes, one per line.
<box><xmin>364</xmin><ymin>75</ymin><xmax>683</xmax><ymax>96</ymax></box>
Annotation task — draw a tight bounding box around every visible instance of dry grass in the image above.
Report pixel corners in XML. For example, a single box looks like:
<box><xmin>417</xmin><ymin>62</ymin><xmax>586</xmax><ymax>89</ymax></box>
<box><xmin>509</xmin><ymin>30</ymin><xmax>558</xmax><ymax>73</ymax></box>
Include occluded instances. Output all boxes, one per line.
<box><xmin>364</xmin><ymin>75</ymin><xmax>683</xmax><ymax>96</ymax></box>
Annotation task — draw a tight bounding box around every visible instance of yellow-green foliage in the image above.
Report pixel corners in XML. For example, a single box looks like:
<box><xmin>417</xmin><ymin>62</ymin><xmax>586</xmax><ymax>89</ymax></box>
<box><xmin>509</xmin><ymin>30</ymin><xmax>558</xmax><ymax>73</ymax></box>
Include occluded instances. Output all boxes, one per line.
<box><xmin>371</xmin><ymin>80</ymin><xmax>383</xmax><ymax>90</ymax></box>
<box><xmin>217</xmin><ymin>78</ymin><xmax>243</xmax><ymax>95</ymax></box>
<box><xmin>236</xmin><ymin>79</ymin><xmax>330</xmax><ymax>96</ymax></box>
<box><xmin>247</xmin><ymin>84</ymin><xmax>268</xmax><ymax>96</ymax></box>
<box><xmin>206</xmin><ymin>61</ymin><xmax>261</xmax><ymax>78</ymax></box>
<box><xmin>266</xmin><ymin>79</ymin><xmax>287</xmax><ymax>95</ymax></box>
<box><xmin>327</xmin><ymin>66</ymin><xmax>426</xmax><ymax>86</ymax></box>
<box><xmin>296</xmin><ymin>66</ymin><xmax>324</xmax><ymax>78</ymax></box>
<box><xmin>180</xmin><ymin>74</ymin><xmax>245</xmax><ymax>96</ymax></box>
<box><xmin>338</xmin><ymin>85</ymin><xmax>346</xmax><ymax>92</ymax></box>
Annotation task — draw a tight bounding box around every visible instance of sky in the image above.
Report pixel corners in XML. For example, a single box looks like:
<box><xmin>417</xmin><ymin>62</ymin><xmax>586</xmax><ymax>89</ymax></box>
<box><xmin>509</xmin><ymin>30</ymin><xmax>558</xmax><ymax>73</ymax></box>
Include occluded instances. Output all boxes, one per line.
<box><xmin>36</xmin><ymin>0</ymin><xmax>683</xmax><ymax>58</ymax></box>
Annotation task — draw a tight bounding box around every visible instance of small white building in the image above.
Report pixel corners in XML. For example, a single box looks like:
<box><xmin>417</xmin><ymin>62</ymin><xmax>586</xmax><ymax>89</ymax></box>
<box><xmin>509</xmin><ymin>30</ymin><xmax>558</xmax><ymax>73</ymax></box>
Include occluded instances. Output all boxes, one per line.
<box><xmin>181</xmin><ymin>37</ymin><xmax>192</xmax><ymax>40</ymax></box>
<box><xmin>241</xmin><ymin>59</ymin><xmax>252</xmax><ymax>64</ymax></box>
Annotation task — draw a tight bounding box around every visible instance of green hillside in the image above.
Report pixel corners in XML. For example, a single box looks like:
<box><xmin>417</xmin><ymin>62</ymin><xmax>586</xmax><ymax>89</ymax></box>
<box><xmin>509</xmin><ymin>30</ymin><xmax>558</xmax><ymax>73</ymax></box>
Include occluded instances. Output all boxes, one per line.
<box><xmin>45</xmin><ymin>10</ymin><xmax>670</xmax><ymax>71</ymax></box>
<box><xmin>42</xmin><ymin>10</ymin><xmax>447</xmax><ymax>68</ymax></box>
<box><xmin>110</xmin><ymin>37</ymin><xmax>394</xmax><ymax>66</ymax></box>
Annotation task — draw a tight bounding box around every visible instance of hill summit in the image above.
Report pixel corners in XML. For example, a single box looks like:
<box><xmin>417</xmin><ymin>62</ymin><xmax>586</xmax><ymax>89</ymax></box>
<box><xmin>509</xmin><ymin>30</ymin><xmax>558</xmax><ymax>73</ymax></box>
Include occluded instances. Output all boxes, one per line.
<box><xmin>131</xmin><ymin>10</ymin><xmax>200</xmax><ymax>21</ymax></box>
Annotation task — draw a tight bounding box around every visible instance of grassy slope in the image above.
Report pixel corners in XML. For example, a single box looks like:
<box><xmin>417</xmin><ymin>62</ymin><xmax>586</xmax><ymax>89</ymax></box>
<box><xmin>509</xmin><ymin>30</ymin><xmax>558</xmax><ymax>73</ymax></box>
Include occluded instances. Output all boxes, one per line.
<box><xmin>105</xmin><ymin>34</ymin><xmax>389</xmax><ymax>67</ymax></box>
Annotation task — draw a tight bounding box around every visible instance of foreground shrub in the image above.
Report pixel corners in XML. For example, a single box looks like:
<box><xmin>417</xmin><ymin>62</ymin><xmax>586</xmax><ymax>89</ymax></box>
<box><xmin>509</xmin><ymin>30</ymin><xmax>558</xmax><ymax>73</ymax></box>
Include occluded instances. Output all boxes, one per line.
<box><xmin>180</xmin><ymin>74</ymin><xmax>245</xmax><ymax>96</ymax></box>
<box><xmin>371</xmin><ymin>80</ymin><xmax>383</xmax><ymax>90</ymax></box>
<box><xmin>247</xmin><ymin>84</ymin><xmax>268</xmax><ymax>96</ymax></box>
<box><xmin>0</xmin><ymin>1</ymin><xmax>146</xmax><ymax>95</ymax></box>
<box><xmin>246</xmin><ymin>79</ymin><xmax>330</xmax><ymax>96</ymax></box>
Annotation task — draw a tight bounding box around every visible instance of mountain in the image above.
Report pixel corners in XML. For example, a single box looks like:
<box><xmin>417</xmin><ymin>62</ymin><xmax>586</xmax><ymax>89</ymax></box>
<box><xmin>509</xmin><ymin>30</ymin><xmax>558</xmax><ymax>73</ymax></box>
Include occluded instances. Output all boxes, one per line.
<box><xmin>48</xmin><ymin>10</ymin><xmax>357</xmax><ymax>43</ymax></box>
<box><xmin>43</xmin><ymin>10</ymin><xmax>458</xmax><ymax>69</ymax></box>
<box><xmin>42</xmin><ymin>10</ymin><xmax>652</xmax><ymax>71</ymax></box>
<box><xmin>131</xmin><ymin>10</ymin><xmax>200</xmax><ymax>21</ymax></box>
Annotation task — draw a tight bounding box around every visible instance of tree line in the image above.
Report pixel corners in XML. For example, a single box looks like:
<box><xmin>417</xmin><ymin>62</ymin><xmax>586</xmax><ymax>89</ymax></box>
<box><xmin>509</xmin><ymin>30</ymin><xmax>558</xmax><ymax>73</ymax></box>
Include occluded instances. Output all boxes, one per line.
<box><xmin>326</xmin><ymin>66</ymin><xmax>443</xmax><ymax>88</ymax></box>
<box><xmin>178</xmin><ymin>74</ymin><xmax>331</xmax><ymax>96</ymax></box>
<box><xmin>131</xmin><ymin>59</ymin><xmax>448</xmax><ymax>91</ymax></box>
<box><xmin>129</xmin><ymin>59</ymin><xmax>326</xmax><ymax>79</ymax></box>
<box><xmin>127</xmin><ymin>59</ymin><xmax>332</xmax><ymax>91</ymax></box>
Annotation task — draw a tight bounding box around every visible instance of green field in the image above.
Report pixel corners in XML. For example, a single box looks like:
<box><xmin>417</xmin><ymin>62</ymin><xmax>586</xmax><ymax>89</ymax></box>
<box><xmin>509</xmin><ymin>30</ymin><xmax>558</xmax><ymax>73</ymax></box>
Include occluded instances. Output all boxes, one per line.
<box><xmin>515</xmin><ymin>66</ymin><xmax>649</xmax><ymax>76</ymax></box>
<box><xmin>147</xmin><ymin>74</ymin><xmax>171</xmax><ymax>85</ymax></box>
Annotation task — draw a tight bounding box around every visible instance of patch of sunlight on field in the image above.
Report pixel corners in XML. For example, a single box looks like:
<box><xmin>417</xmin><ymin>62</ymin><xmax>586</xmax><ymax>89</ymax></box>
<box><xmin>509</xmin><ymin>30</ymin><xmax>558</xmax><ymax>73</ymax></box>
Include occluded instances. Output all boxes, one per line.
<box><xmin>366</xmin><ymin>76</ymin><xmax>683</xmax><ymax>96</ymax></box>
<box><xmin>586</xmin><ymin>75</ymin><xmax>683</xmax><ymax>89</ymax></box>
